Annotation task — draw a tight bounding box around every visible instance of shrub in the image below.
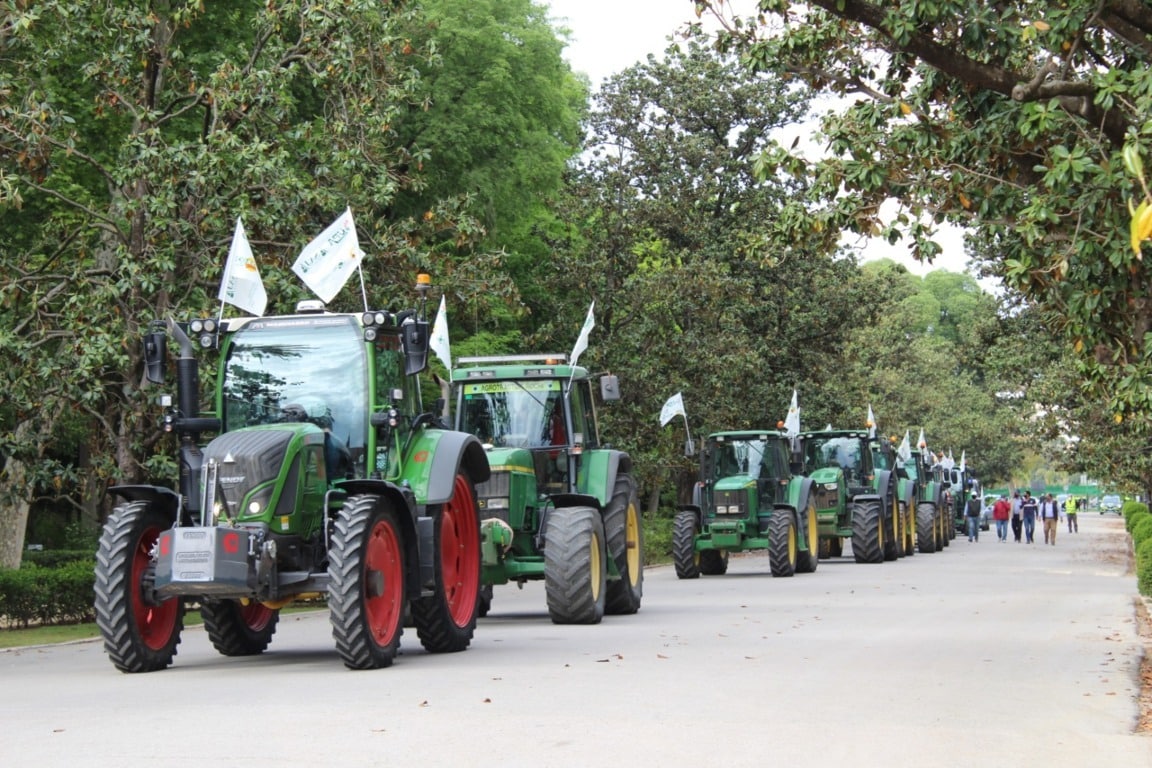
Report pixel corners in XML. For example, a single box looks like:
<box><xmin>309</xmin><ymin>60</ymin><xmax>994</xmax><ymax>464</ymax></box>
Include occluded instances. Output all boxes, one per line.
<box><xmin>1137</xmin><ymin>537</ymin><xmax>1152</xmax><ymax>597</ymax></box>
<box><xmin>644</xmin><ymin>514</ymin><xmax>673</xmax><ymax>565</ymax></box>
<box><xmin>1126</xmin><ymin>507</ymin><xmax>1149</xmax><ymax>533</ymax></box>
<box><xmin>1132</xmin><ymin>516</ymin><xmax>1152</xmax><ymax>548</ymax></box>
<box><xmin>0</xmin><ymin>560</ymin><xmax>95</xmax><ymax>628</ymax></box>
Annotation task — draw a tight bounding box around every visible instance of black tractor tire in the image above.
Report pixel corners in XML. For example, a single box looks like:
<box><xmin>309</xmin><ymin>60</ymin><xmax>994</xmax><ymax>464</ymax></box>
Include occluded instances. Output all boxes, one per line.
<box><xmin>768</xmin><ymin>510</ymin><xmax>798</xmax><ymax>577</ymax></box>
<box><xmin>412</xmin><ymin>473</ymin><xmax>482</xmax><ymax>653</ymax></box>
<box><xmin>545</xmin><ymin>506</ymin><xmax>607</xmax><ymax>624</ymax></box>
<box><xmin>699</xmin><ymin>549</ymin><xmax>729</xmax><ymax>575</ymax></box>
<box><xmin>882</xmin><ymin>488</ymin><xmax>900</xmax><ymax>562</ymax></box>
<box><xmin>672</xmin><ymin>510</ymin><xmax>702</xmax><ymax>579</ymax></box>
<box><xmin>824</xmin><ymin>536</ymin><xmax>844</xmax><ymax>558</ymax></box>
<box><xmin>94</xmin><ymin>501</ymin><xmax>185</xmax><ymax>673</ymax></box>
<box><xmin>201</xmin><ymin>600</ymin><xmax>280</xmax><ymax>656</ymax></box>
<box><xmin>795</xmin><ymin>497</ymin><xmax>819</xmax><ymax>574</ymax></box>
<box><xmin>917</xmin><ymin>502</ymin><xmax>938</xmax><ymax>553</ymax></box>
<box><xmin>477</xmin><ymin>584</ymin><xmax>493</xmax><ymax>618</ymax></box>
<box><xmin>902</xmin><ymin>502</ymin><xmax>917</xmax><ymax>557</ymax></box>
<box><xmin>328</xmin><ymin>494</ymin><xmax>407</xmax><ymax>670</ymax></box>
<box><xmin>604</xmin><ymin>475</ymin><xmax>644</xmax><ymax>615</ymax></box>
<box><xmin>852</xmin><ymin>499</ymin><xmax>885</xmax><ymax>564</ymax></box>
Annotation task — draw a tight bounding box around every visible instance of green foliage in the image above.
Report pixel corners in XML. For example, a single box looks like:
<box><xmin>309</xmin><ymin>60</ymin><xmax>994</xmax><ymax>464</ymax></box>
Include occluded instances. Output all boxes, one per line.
<box><xmin>1137</xmin><ymin>536</ymin><xmax>1152</xmax><ymax>597</ymax></box>
<box><xmin>0</xmin><ymin>561</ymin><xmax>95</xmax><ymax>628</ymax></box>
<box><xmin>1125</xmin><ymin>507</ymin><xmax>1149</xmax><ymax>533</ymax></box>
<box><xmin>1131</xmin><ymin>516</ymin><xmax>1152</xmax><ymax>549</ymax></box>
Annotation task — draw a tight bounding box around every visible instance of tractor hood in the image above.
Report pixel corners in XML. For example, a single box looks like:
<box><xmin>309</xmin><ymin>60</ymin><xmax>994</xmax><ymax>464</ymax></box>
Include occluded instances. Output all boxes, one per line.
<box><xmin>481</xmin><ymin>446</ymin><xmax>535</xmax><ymax>475</ymax></box>
<box><xmin>713</xmin><ymin>475</ymin><xmax>756</xmax><ymax>492</ymax></box>
<box><xmin>202</xmin><ymin>423</ymin><xmax>324</xmax><ymax>522</ymax></box>
<box><xmin>807</xmin><ymin>466</ymin><xmax>843</xmax><ymax>487</ymax></box>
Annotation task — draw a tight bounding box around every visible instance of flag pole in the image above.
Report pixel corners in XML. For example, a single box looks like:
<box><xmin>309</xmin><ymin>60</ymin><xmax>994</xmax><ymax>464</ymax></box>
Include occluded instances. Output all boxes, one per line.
<box><xmin>357</xmin><ymin>263</ymin><xmax>368</xmax><ymax>313</ymax></box>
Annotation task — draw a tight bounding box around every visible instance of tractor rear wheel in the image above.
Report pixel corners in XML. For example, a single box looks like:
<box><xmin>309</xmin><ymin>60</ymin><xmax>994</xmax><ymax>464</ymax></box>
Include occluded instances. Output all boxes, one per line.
<box><xmin>478</xmin><ymin>584</ymin><xmax>493</xmax><ymax>618</ymax></box>
<box><xmin>201</xmin><ymin>600</ymin><xmax>279</xmax><ymax>656</ymax></box>
<box><xmin>545</xmin><ymin>506</ymin><xmax>607</xmax><ymax>624</ymax></box>
<box><xmin>412</xmin><ymin>473</ymin><xmax>481</xmax><ymax>653</ymax></box>
<box><xmin>672</xmin><ymin>510</ymin><xmax>701</xmax><ymax>579</ymax></box>
<box><xmin>852</xmin><ymin>499</ymin><xmax>885</xmax><ymax>564</ymax></box>
<box><xmin>94</xmin><ymin>501</ymin><xmax>184</xmax><ymax>673</ymax></box>
<box><xmin>795</xmin><ymin>498</ymin><xmax>819</xmax><ymax>574</ymax></box>
<box><xmin>328</xmin><ymin>494</ymin><xmax>406</xmax><ymax>670</ymax></box>
<box><xmin>883</xmin><ymin>489</ymin><xmax>900</xmax><ymax>562</ymax></box>
<box><xmin>605</xmin><ymin>475</ymin><xmax>644</xmax><ymax>615</ymax></box>
<box><xmin>768</xmin><ymin>511</ymin><xmax>798</xmax><ymax>577</ymax></box>
<box><xmin>917</xmin><ymin>502</ymin><xmax>938</xmax><ymax>553</ymax></box>
<box><xmin>902</xmin><ymin>502</ymin><xmax>917</xmax><ymax>557</ymax></box>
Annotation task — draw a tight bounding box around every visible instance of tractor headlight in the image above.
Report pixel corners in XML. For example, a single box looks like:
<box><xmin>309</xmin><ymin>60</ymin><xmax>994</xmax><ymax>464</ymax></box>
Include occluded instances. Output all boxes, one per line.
<box><xmin>482</xmin><ymin>497</ymin><xmax>509</xmax><ymax>510</ymax></box>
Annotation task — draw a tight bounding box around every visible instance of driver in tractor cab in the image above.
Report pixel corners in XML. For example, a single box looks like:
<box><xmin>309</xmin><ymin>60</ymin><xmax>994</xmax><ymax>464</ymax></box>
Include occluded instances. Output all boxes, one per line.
<box><xmin>280</xmin><ymin>397</ymin><xmax>352</xmax><ymax>480</ymax></box>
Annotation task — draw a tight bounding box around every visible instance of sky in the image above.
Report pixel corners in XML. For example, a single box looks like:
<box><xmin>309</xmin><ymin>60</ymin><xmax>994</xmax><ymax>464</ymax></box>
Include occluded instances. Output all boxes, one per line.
<box><xmin>541</xmin><ymin>0</ymin><xmax>976</xmax><ymax>280</ymax></box>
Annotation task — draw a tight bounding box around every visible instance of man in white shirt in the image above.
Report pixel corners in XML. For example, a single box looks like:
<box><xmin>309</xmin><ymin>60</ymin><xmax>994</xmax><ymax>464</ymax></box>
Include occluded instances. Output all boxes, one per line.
<box><xmin>1040</xmin><ymin>493</ymin><xmax>1060</xmax><ymax>545</ymax></box>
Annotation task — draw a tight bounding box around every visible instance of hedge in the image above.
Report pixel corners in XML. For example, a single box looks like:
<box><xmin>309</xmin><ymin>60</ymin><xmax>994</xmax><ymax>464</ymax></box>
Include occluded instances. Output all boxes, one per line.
<box><xmin>1138</xmin><ymin>536</ymin><xmax>1152</xmax><ymax>598</ymax></box>
<box><xmin>0</xmin><ymin>560</ymin><xmax>95</xmax><ymax>628</ymax></box>
<box><xmin>1132</xmin><ymin>516</ymin><xmax>1152</xmax><ymax>549</ymax></box>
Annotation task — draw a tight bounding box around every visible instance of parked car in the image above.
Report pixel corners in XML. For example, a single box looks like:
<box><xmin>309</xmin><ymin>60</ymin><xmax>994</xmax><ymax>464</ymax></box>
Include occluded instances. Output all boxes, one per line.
<box><xmin>1101</xmin><ymin>494</ymin><xmax>1123</xmax><ymax>515</ymax></box>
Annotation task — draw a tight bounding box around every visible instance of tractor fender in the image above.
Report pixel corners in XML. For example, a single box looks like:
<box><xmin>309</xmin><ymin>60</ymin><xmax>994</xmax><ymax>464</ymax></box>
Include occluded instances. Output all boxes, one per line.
<box><xmin>875</xmin><ymin>469</ymin><xmax>897</xmax><ymax>517</ymax></box>
<box><xmin>408</xmin><ymin>429</ymin><xmax>491</xmax><ymax>505</ymax></box>
<box><xmin>106</xmin><ymin>485</ymin><xmax>182</xmax><ymax>524</ymax></box>
<box><xmin>777</xmin><ymin>477</ymin><xmax>816</xmax><ymax>549</ymax></box>
<box><xmin>577</xmin><ymin>449</ymin><xmax>633</xmax><ymax>508</ymax></box>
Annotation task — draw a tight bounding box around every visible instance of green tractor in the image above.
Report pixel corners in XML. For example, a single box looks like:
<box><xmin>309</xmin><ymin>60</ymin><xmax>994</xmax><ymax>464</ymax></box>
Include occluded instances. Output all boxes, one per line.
<box><xmin>94</xmin><ymin>281</ymin><xmax>490</xmax><ymax>673</ymax></box>
<box><xmin>900</xmin><ymin>438</ymin><xmax>952</xmax><ymax>553</ymax></box>
<box><xmin>800</xmin><ymin>428</ymin><xmax>901</xmax><ymax>564</ymax></box>
<box><xmin>673</xmin><ymin>430</ymin><xmax>819</xmax><ymax>578</ymax></box>
<box><xmin>946</xmin><ymin>461</ymin><xmax>979</xmax><ymax>535</ymax></box>
<box><xmin>451</xmin><ymin>354</ymin><xmax>643</xmax><ymax>624</ymax></box>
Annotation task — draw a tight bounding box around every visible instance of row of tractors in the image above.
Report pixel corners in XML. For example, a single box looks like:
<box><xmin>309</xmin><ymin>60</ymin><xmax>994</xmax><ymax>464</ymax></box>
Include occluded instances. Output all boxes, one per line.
<box><xmin>672</xmin><ymin>423</ymin><xmax>979</xmax><ymax>579</ymax></box>
<box><xmin>94</xmin><ymin>278</ymin><xmax>642</xmax><ymax>673</ymax></box>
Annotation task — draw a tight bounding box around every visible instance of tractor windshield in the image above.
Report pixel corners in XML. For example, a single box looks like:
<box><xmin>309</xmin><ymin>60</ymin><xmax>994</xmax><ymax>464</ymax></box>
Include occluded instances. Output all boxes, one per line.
<box><xmin>710</xmin><ymin>438</ymin><xmax>777</xmax><ymax>481</ymax></box>
<box><xmin>220</xmin><ymin>315</ymin><xmax>367</xmax><ymax>457</ymax></box>
<box><xmin>458</xmin><ymin>379</ymin><xmax>566</xmax><ymax>449</ymax></box>
<box><xmin>806</xmin><ymin>436</ymin><xmax>863</xmax><ymax>481</ymax></box>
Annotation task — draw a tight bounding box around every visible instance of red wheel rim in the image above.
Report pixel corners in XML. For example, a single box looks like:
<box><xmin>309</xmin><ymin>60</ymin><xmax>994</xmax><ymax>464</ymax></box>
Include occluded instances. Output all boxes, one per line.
<box><xmin>364</xmin><ymin>516</ymin><xmax>403</xmax><ymax>646</ymax></box>
<box><xmin>130</xmin><ymin>526</ymin><xmax>179</xmax><ymax>651</ymax></box>
<box><xmin>239</xmin><ymin>602</ymin><xmax>275</xmax><ymax>631</ymax></box>
<box><xmin>440</xmin><ymin>475</ymin><xmax>480</xmax><ymax>627</ymax></box>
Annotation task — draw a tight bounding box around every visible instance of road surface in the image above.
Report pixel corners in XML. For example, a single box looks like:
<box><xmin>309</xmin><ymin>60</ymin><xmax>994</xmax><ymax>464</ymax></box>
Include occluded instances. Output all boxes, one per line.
<box><xmin>2</xmin><ymin>513</ymin><xmax>1149</xmax><ymax>767</ymax></box>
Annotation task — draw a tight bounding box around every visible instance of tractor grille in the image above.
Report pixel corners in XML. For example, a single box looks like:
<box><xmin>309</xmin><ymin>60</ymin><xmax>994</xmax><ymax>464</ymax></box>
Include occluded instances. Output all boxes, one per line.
<box><xmin>711</xmin><ymin>489</ymin><xmax>746</xmax><ymax>518</ymax></box>
<box><xmin>476</xmin><ymin>471</ymin><xmax>511</xmax><ymax>525</ymax></box>
<box><xmin>813</xmin><ymin>484</ymin><xmax>838</xmax><ymax>511</ymax></box>
<box><xmin>203</xmin><ymin>429</ymin><xmax>294</xmax><ymax>511</ymax></box>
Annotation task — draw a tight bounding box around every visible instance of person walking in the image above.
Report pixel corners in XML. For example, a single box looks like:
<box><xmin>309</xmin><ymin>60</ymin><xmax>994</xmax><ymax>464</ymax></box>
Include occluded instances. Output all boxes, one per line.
<box><xmin>992</xmin><ymin>494</ymin><xmax>1011</xmax><ymax>542</ymax></box>
<box><xmin>1020</xmin><ymin>491</ymin><xmax>1038</xmax><ymax>544</ymax></box>
<box><xmin>1066</xmin><ymin>496</ymin><xmax>1079</xmax><ymax>533</ymax></box>
<box><xmin>1040</xmin><ymin>493</ymin><xmax>1060</xmax><ymax>545</ymax></box>
<box><xmin>966</xmin><ymin>492</ymin><xmax>983</xmax><ymax>542</ymax></box>
<box><xmin>1010</xmin><ymin>491</ymin><xmax>1023</xmax><ymax>543</ymax></box>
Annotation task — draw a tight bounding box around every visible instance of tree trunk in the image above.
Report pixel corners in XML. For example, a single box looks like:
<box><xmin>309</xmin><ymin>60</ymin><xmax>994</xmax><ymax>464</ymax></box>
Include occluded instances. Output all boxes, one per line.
<box><xmin>0</xmin><ymin>420</ymin><xmax>39</xmax><ymax>569</ymax></box>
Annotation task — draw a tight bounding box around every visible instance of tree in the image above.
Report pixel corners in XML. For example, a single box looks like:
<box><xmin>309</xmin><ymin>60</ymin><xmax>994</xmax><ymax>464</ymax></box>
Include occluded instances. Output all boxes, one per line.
<box><xmin>700</xmin><ymin>0</ymin><xmax>1152</xmax><ymax>422</ymax></box>
<box><xmin>0</xmin><ymin>0</ymin><xmax>491</xmax><ymax>568</ymax></box>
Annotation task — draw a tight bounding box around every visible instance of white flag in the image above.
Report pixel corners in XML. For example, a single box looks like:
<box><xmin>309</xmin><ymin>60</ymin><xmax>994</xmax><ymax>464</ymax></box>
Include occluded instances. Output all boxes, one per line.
<box><xmin>959</xmin><ymin>450</ymin><xmax>966</xmax><ymax>473</ymax></box>
<box><xmin>431</xmin><ymin>295</ymin><xmax>451</xmax><ymax>370</ymax></box>
<box><xmin>569</xmin><ymin>301</ymin><xmax>595</xmax><ymax>367</ymax></box>
<box><xmin>292</xmin><ymin>207</ymin><xmax>364</xmax><ymax>303</ymax></box>
<box><xmin>917</xmin><ymin>428</ymin><xmax>926</xmax><ymax>451</ymax></box>
<box><xmin>783</xmin><ymin>389</ymin><xmax>800</xmax><ymax>436</ymax></box>
<box><xmin>866</xmin><ymin>404</ymin><xmax>877</xmax><ymax>438</ymax></box>
<box><xmin>218</xmin><ymin>217</ymin><xmax>267</xmax><ymax>316</ymax></box>
<box><xmin>659</xmin><ymin>392</ymin><xmax>685</xmax><ymax>427</ymax></box>
<box><xmin>897</xmin><ymin>430</ymin><xmax>912</xmax><ymax>463</ymax></box>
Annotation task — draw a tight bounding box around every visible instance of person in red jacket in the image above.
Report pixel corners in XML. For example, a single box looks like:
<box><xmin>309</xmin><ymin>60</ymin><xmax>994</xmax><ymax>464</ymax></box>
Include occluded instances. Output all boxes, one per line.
<box><xmin>992</xmin><ymin>494</ymin><xmax>1012</xmax><ymax>542</ymax></box>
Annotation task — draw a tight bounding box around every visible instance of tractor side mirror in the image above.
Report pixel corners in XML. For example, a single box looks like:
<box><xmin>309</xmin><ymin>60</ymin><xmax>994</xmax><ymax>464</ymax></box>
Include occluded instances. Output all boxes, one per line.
<box><xmin>600</xmin><ymin>374</ymin><xmax>620</xmax><ymax>401</ymax></box>
<box><xmin>144</xmin><ymin>330</ymin><xmax>168</xmax><ymax>384</ymax></box>
<box><xmin>402</xmin><ymin>319</ymin><xmax>429</xmax><ymax>376</ymax></box>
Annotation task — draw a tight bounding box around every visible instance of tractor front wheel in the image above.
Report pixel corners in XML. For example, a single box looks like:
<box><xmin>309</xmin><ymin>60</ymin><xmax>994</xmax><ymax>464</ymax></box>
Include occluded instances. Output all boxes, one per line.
<box><xmin>917</xmin><ymin>502</ymin><xmax>938</xmax><ymax>553</ymax></box>
<box><xmin>544</xmin><ymin>506</ymin><xmax>607</xmax><ymax>624</ymax></box>
<box><xmin>795</xmin><ymin>498</ymin><xmax>820</xmax><ymax>574</ymax></box>
<box><xmin>604</xmin><ymin>476</ymin><xmax>644</xmax><ymax>615</ymax></box>
<box><xmin>328</xmin><ymin>494</ymin><xmax>406</xmax><ymax>670</ymax></box>
<box><xmin>201</xmin><ymin>600</ymin><xmax>280</xmax><ymax>656</ymax></box>
<box><xmin>412</xmin><ymin>473</ymin><xmax>481</xmax><ymax>653</ymax></box>
<box><xmin>768</xmin><ymin>511</ymin><xmax>798</xmax><ymax>577</ymax></box>
<box><xmin>672</xmin><ymin>510</ymin><xmax>702</xmax><ymax>579</ymax></box>
<box><xmin>852</xmin><ymin>499</ymin><xmax>885</xmax><ymax>564</ymax></box>
<box><xmin>94</xmin><ymin>501</ymin><xmax>184</xmax><ymax>673</ymax></box>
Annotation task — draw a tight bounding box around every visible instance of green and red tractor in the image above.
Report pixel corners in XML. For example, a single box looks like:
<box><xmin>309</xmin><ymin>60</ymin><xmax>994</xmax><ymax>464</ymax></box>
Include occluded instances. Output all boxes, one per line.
<box><xmin>451</xmin><ymin>354</ymin><xmax>644</xmax><ymax>624</ymax></box>
<box><xmin>799</xmin><ymin>427</ymin><xmax>902</xmax><ymax>563</ymax></box>
<box><xmin>673</xmin><ymin>430</ymin><xmax>819</xmax><ymax>578</ymax></box>
<box><xmin>94</xmin><ymin>279</ymin><xmax>490</xmax><ymax>672</ymax></box>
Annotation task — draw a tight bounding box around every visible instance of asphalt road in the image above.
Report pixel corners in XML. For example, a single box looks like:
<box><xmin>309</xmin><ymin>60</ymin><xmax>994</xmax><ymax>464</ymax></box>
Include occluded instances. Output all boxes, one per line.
<box><xmin>2</xmin><ymin>513</ymin><xmax>1150</xmax><ymax>768</ymax></box>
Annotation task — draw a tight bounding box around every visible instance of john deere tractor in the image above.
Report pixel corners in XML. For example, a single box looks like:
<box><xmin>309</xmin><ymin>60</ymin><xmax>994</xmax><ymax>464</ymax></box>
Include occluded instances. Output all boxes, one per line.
<box><xmin>900</xmin><ymin>443</ymin><xmax>951</xmax><ymax>553</ymax></box>
<box><xmin>94</xmin><ymin>278</ymin><xmax>489</xmax><ymax>673</ymax></box>
<box><xmin>673</xmin><ymin>430</ymin><xmax>818</xmax><ymax>578</ymax></box>
<box><xmin>800</xmin><ymin>428</ymin><xmax>900</xmax><ymax>564</ymax></box>
<box><xmin>451</xmin><ymin>354</ymin><xmax>643</xmax><ymax>624</ymax></box>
